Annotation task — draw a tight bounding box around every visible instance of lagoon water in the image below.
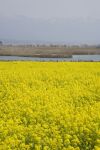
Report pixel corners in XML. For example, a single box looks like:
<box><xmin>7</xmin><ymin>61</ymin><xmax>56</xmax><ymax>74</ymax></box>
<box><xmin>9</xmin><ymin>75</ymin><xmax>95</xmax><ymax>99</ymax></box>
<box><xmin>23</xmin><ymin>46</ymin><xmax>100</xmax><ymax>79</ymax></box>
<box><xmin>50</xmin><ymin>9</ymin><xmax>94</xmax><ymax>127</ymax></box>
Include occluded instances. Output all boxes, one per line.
<box><xmin>0</xmin><ymin>55</ymin><xmax>100</xmax><ymax>61</ymax></box>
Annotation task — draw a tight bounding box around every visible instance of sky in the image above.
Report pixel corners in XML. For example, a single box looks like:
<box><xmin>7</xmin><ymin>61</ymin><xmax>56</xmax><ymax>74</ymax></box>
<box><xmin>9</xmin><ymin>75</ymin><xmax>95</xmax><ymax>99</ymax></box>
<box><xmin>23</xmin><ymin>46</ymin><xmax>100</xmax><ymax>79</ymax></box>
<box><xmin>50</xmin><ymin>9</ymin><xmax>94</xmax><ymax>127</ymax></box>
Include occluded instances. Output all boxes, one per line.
<box><xmin>0</xmin><ymin>0</ymin><xmax>100</xmax><ymax>44</ymax></box>
<box><xmin>0</xmin><ymin>0</ymin><xmax>100</xmax><ymax>19</ymax></box>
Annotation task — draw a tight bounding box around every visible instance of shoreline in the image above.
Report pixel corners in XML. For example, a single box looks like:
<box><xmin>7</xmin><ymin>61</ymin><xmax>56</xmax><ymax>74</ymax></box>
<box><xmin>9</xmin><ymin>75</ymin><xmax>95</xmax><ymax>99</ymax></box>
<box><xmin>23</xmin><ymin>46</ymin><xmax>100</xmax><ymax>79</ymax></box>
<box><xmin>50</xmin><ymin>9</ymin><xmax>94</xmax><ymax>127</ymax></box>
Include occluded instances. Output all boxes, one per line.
<box><xmin>0</xmin><ymin>45</ymin><xmax>100</xmax><ymax>57</ymax></box>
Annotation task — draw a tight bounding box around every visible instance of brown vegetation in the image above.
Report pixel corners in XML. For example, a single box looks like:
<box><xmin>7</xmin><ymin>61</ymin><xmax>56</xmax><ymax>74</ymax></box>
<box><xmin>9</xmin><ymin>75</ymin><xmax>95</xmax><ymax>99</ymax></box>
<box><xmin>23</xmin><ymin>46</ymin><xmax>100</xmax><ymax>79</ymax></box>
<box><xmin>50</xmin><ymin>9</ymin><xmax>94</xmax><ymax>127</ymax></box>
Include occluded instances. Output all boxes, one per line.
<box><xmin>0</xmin><ymin>45</ymin><xmax>100</xmax><ymax>57</ymax></box>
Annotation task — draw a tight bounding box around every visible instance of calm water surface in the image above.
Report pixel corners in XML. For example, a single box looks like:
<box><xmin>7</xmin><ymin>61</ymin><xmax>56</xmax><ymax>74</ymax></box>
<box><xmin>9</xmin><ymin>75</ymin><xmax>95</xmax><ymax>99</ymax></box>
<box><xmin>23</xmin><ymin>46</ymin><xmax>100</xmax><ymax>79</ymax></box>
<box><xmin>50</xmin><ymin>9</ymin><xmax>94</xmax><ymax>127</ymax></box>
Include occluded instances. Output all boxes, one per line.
<box><xmin>0</xmin><ymin>55</ymin><xmax>100</xmax><ymax>61</ymax></box>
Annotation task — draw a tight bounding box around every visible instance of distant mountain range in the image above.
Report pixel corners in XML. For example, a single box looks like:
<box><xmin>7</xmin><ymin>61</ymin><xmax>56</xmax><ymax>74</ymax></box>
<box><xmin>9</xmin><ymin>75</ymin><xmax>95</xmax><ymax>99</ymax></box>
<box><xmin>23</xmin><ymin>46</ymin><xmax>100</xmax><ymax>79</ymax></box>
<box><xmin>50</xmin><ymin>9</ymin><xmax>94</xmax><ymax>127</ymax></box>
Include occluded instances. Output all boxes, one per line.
<box><xmin>0</xmin><ymin>16</ymin><xmax>100</xmax><ymax>44</ymax></box>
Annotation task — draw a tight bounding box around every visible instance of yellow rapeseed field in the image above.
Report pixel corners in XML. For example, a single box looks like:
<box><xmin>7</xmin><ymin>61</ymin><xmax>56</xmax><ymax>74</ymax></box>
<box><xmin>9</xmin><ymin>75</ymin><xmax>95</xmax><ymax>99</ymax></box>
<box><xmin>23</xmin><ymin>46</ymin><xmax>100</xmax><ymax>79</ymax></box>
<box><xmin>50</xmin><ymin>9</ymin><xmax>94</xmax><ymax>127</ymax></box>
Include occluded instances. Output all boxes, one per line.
<box><xmin>0</xmin><ymin>62</ymin><xmax>100</xmax><ymax>150</ymax></box>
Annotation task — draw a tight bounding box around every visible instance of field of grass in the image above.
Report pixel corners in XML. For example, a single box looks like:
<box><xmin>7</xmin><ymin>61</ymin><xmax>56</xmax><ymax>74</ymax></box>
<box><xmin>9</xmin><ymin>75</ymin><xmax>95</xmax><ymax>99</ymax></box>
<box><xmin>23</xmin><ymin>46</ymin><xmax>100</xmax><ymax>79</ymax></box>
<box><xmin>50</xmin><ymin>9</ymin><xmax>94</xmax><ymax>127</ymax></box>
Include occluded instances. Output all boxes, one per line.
<box><xmin>0</xmin><ymin>62</ymin><xmax>100</xmax><ymax>150</ymax></box>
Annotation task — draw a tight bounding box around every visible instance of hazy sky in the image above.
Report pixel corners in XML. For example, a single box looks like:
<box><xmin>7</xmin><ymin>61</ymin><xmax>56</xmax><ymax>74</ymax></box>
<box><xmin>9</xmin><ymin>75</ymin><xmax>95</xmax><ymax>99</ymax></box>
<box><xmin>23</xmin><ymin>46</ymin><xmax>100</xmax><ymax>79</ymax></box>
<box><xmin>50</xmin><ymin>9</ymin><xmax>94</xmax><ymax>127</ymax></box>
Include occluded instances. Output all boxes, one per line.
<box><xmin>0</xmin><ymin>0</ymin><xmax>100</xmax><ymax>44</ymax></box>
<box><xmin>0</xmin><ymin>0</ymin><xmax>100</xmax><ymax>19</ymax></box>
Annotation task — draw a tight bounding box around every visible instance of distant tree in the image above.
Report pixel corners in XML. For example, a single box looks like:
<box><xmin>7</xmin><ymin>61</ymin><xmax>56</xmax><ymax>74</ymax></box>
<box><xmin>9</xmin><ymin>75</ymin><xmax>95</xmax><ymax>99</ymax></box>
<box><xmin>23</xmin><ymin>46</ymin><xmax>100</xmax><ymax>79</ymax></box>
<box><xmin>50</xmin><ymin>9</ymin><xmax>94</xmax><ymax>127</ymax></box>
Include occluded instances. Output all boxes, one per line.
<box><xmin>96</xmin><ymin>45</ymin><xmax>100</xmax><ymax>48</ymax></box>
<box><xmin>36</xmin><ymin>44</ymin><xmax>40</xmax><ymax>47</ymax></box>
<box><xmin>0</xmin><ymin>41</ymin><xmax>3</xmax><ymax>45</ymax></box>
<box><xmin>63</xmin><ymin>45</ymin><xmax>67</xmax><ymax>48</ymax></box>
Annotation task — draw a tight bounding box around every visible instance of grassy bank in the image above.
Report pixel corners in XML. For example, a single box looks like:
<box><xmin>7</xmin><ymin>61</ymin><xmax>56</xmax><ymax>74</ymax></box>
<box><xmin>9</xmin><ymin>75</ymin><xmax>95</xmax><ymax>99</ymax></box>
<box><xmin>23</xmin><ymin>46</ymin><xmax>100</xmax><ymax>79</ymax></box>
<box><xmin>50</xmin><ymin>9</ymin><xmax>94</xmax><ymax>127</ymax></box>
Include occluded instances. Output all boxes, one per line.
<box><xmin>0</xmin><ymin>46</ymin><xmax>100</xmax><ymax>57</ymax></box>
